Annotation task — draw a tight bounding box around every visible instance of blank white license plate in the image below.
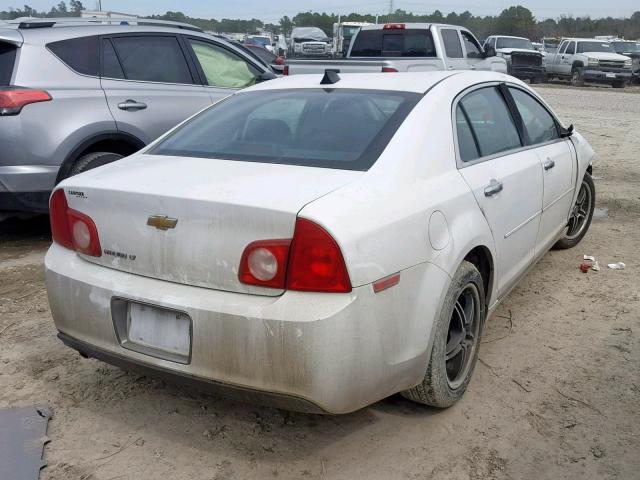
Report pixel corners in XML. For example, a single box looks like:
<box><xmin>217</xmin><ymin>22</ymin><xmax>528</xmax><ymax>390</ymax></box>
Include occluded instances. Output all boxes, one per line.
<box><xmin>128</xmin><ymin>303</ymin><xmax>191</xmax><ymax>356</ymax></box>
<box><xmin>606</xmin><ymin>73</ymin><xmax>616</xmax><ymax>78</ymax></box>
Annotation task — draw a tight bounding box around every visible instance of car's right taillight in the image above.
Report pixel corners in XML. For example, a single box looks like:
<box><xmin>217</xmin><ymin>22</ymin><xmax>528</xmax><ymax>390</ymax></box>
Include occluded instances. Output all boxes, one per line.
<box><xmin>382</xmin><ymin>67</ymin><xmax>398</xmax><ymax>73</ymax></box>
<box><xmin>50</xmin><ymin>189</ymin><xmax>102</xmax><ymax>257</ymax></box>
<box><xmin>286</xmin><ymin>218</ymin><xmax>351</xmax><ymax>293</ymax></box>
<box><xmin>0</xmin><ymin>88</ymin><xmax>51</xmax><ymax>116</ymax></box>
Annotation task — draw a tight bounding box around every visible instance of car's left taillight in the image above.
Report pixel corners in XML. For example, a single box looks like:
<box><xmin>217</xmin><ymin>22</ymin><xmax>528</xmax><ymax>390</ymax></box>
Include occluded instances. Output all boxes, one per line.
<box><xmin>0</xmin><ymin>88</ymin><xmax>51</xmax><ymax>116</ymax></box>
<box><xmin>49</xmin><ymin>189</ymin><xmax>102</xmax><ymax>257</ymax></box>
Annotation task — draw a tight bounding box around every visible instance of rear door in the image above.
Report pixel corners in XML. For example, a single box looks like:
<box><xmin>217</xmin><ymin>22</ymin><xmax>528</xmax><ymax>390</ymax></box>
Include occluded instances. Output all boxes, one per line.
<box><xmin>100</xmin><ymin>34</ymin><xmax>212</xmax><ymax>144</ymax></box>
<box><xmin>456</xmin><ymin>85</ymin><xmax>543</xmax><ymax>296</ymax></box>
<box><xmin>439</xmin><ymin>27</ymin><xmax>467</xmax><ymax>70</ymax></box>
<box><xmin>507</xmin><ymin>86</ymin><xmax>575</xmax><ymax>254</ymax></box>
<box><xmin>182</xmin><ymin>37</ymin><xmax>262</xmax><ymax>103</ymax></box>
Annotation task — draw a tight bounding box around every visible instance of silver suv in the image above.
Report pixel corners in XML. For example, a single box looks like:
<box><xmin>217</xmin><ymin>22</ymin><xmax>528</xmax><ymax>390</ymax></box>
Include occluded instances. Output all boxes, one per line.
<box><xmin>0</xmin><ymin>17</ymin><xmax>276</xmax><ymax>213</ymax></box>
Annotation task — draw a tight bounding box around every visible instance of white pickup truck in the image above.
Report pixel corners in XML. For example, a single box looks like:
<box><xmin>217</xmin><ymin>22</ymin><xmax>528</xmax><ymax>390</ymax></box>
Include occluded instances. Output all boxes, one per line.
<box><xmin>284</xmin><ymin>23</ymin><xmax>506</xmax><ymax>75</ymax></box>
<box><xmin>545</xmin><ymin>38</ymin><xmax>633</xmax><ymax>88</ymax></box>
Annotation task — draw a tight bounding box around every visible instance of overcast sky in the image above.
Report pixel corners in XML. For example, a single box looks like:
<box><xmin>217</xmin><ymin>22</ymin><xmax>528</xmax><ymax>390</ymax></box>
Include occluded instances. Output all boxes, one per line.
<box><xmin>2</xmin><ymin>0</ymin><xmax>638</xmax><ymax>22</ymax></box>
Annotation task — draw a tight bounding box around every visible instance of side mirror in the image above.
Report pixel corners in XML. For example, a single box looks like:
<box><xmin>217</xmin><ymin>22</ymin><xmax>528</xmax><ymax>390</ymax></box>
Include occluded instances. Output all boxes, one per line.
<box><xmin>258</xmin><ymin>70</ymin><xmax>277</xmax><ymax>82</ymax></box>
<box><xmin>560</xmin><ymin>124</ymin><xmax>574</xmax><ymax>138</ymax></box>
<box><xmin>484</xmin><ymin>45</ymin><xmax>496</xmax><ymax>58</ymax></box>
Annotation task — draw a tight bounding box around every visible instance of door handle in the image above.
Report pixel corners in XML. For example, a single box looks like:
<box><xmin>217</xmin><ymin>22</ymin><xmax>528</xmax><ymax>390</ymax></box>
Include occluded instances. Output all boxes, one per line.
<box><xmin>544</xmin><ymin>159</ymin><xmax>555</xmax><ymax>171</ymax></box>
<box><xmin>484</xmin><ymin>180</ymin><xmax>503</xmax><ymax>197</ymax></box>
<box><xmin>117</xmin><ymin>100</ymin><xmax>147</xmax><ymax>111</ymax></box>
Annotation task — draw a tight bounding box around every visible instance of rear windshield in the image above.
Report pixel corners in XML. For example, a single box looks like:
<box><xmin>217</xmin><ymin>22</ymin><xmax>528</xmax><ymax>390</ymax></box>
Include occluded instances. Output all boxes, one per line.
<box><xmin>350</xmin><ymin>29</ymin><xmax>436</xmax><ymax>57</ymax></box>
<box><xmin>0</xmin><ymin>42</ymin><xmax>17</xmax><ymax>85</ymax></box>
<box><xmin>152</xmin><ymin>89</ymin><xmax>420</xmax><ymax>171</ymax></box>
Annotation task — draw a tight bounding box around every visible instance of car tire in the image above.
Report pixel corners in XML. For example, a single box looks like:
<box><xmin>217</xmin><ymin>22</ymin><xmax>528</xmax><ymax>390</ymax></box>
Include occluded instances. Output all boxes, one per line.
<box><xmin>612</xmin><ymin>80</ymin><xmax>626</xmax><ymax>89</ymax></box>
<box><xmin>553</xmin><ymin>173</ymin><xmax>596</xmax><ymax>250</ymax></box>
<box><xmin>571</xmin><ymin>68</ymin><xmax>585</xmax><ymax>87</ymax></box>
<box><xmin>68</xmin><ymin>152</ymin><xmax>124</xmax><ymax>177</ymax></box>
<box><xmin>401</xmin><ymin>260</ymin><xmax>485</xmax><ymax>408</ymax></box>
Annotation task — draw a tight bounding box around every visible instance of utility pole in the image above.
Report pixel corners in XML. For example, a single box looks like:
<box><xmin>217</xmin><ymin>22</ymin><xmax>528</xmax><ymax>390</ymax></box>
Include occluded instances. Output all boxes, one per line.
<box><xmin>388</xmin><ymin>0</ymin><xmax>394</xmax><ymax>21</ymax></box>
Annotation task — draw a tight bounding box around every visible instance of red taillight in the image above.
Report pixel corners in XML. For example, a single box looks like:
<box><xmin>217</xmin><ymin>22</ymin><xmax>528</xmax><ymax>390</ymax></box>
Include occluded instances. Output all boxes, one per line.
<box><xmin>286</xmin><ymin>218</ymin><xmax>351</xmax><ymax>293</ymax></box>
<box><xmin>238</xmin><ymin>218</ymin><xmax>352</xmax><ymax>293</ymax></box>
<box><xmin>275</xmin><ymin>56</ymin><xmax>286</xmax><ymax>65</ymax></box>
<box><xmin>381</xmin><ymin>67</ymin><xmax>398</xmax><ymax>73</ymax></box>
<box><xmin>49</xmin><ymin>189</ymin><xmax>102</xmax><ymax>257</ymax></box>
<box><xmin>283</xmin><ymin>65</ymin><xmax>289</xmax><ymax>75</ymax></box>
<box><xmin>0</xmin><ymin>89</ymin><xmax>51</xmax><ymax>115</ymax></box>
<box><xmin>238</xmin><ymin>239</ymin><xmax>291</xmax><ymax>288</ymax></box>
<box><xmin>383</xmin><ymin>23</ymin><xmax>405</xmax><ymax>30</ymax></box>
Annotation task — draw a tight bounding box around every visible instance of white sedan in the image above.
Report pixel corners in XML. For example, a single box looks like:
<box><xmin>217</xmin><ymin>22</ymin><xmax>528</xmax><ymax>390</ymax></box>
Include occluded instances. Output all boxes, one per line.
<box><xmin>45</xmin><ymin>71</ymin><xmax>596</xmax><ymax>414</ymax></box>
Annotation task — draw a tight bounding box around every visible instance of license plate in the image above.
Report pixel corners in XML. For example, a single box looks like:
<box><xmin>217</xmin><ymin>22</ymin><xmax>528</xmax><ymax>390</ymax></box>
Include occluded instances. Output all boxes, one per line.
<box><xmin>127</xmin><ymin>303</ymin><xmax>191</xmax><ymax>357</ymax></box>
<box><xmin>606</xmin><ymin>73</ymin><xmax>616</xmax><ymax>78</ymax></box>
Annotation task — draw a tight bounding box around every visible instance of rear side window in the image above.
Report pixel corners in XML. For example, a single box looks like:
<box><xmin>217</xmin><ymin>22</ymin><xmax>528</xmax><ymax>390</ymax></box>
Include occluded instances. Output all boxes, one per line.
<box><xmin>350</xmin><ymin>29</ymin><xmax>436</xmax><ymax>57</ymax></box>
<box><xmin>152</xmin><ymin>89</ymin><xmax>421</xmax><ymax>171</ymax></box>
<box><xmin>442</xmin><ymin>29</ymin><xmax>463</xmax><ymax>58</ymax></box>
<box><xmin>565</xmin><ymin>42</ymin><xmax>576</xmax><ymax>55</ymax></box>
<box><xmin>455</xmin><ymin>105</ymin><xmax>480</xmax><ymax>162</ymax></box>
<box><xmin>458</xmin><ymin>87</ymin><xmax>522</xmax><ymax>158</ymax></box>
<box><xmin>508</xmin><ymin>88</ymin><xmax>559</xmax><ymax>145</ymax></box>
<box><xmin>48</xmin><ymin>36</ymin><xmax>100</xmax><ymax>76</ymax></box>
<box><xmin>110</xmin><ymin>36</ymin><xmax>193</xmax><ymax>84</ymax></box>
<box><xmin>0</xmin><ymin>42</ymin><xmax>17</xmax><ymax>85</ymax></box>
<box><xmin>101</xmin><ymin>38</ymin><xmax>125</xmax><ymax>79</ymax></box>
<box><xmin>188</xmin><ymin>40</ymin><xmax>259</xmax><ymax>88</ymax></box>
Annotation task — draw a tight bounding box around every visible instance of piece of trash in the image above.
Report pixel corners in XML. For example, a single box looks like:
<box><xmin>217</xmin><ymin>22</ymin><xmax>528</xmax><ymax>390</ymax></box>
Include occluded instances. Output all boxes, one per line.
<box><xmin>584</xmin><ymin>255</ymin><xmax>596</xmax><ymax>261</ymax></box>
<box><xmin>608</xmin><ymin>262</ymin><xmax>625</xmax><ymax>270</ymax></box>
<box><xmin>580</xmin><ymin>263</ymin><xmax>591</xmax><ymax>273</ymax></box>
<box><xmin>592</xmin><ymin>261</ymin><xmax>600</xmax><ymax>271</ymax></box>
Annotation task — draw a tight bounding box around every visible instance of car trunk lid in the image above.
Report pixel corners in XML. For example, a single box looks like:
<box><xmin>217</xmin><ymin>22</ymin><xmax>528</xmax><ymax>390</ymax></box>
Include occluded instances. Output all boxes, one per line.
<box><xmin>60</xmin><ymin>154</ymin><xmax>361</xmax><ymax>296</ymax></box>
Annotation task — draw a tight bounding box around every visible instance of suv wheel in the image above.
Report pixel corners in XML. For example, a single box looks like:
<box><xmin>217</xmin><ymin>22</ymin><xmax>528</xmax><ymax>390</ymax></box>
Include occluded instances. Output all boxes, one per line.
<box><xmin>612</xmin><ymin>80</ymin><xmax>626</xmax><ymax>89</ymax></box>
<box><xmin>68</xmin><ymin>152</ymin><xmax>124</xmax><ymax>177</ymax></box>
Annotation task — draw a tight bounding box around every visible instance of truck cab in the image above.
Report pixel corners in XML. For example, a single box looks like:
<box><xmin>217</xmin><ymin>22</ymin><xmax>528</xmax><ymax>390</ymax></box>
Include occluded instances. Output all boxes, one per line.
<box><xmin>332</xmin><ymin>22</ymin><xmax>371</xmax><ymax>58</ymax></box>
<box><xmin>545</xmin><ymin>38</ymin><xmax>632</xmax><ymax>88</ymax></box>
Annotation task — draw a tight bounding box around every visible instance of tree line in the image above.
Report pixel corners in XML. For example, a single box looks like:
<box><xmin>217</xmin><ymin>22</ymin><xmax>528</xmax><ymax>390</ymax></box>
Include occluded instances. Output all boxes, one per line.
<box><xmin>2</xmin><ymin>3</ymin><xmax>640</xmax><ymax>41</ymax></box>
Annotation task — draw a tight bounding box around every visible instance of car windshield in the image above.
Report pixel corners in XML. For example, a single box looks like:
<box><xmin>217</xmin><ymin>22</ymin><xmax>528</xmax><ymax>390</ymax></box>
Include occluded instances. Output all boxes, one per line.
<box><xmin>611</xmin><ymin>42</ymin><xmax>640</xmax><ymax>53</ymax></box>
<box><xmin>343</xmin><ymin>26</ymin><xmax>361</xmax><ymax>36</ymax></box>
<box><xmin>577</xmin><ymin>42</ymin><xmax>613</xmax><ymax>53</ymax></box>
<box><xmin>151</xmin><ymin>89</ymin><xmax>421</xmax><ymax>171</ymax></box>
<box><xmin>496</xmin><ymin>37</ymin><xmax>533</xmax><ymax>50</ymax></box>
<box><xmin>247</xmin><ymin>37</ymin><xmax>270</xmax><ymax>46</ymax></box>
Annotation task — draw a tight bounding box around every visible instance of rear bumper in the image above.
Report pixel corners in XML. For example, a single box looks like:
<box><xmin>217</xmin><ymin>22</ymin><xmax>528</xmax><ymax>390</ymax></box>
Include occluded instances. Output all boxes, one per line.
<box><xmin>45</xmin><ymin>244</ymin><xmax>447</xmax><ymax>413</ymax></box>
<box><xmin>0</xmin><ymin>165</ymin><xmax>58</xmax><ymax>212</ymax></box>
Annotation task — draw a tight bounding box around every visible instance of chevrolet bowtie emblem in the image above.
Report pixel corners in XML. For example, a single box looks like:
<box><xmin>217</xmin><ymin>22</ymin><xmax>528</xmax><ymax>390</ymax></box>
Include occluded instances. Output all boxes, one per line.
<box><xmin>147</xmin><ymin>215</ymin><xmax>178</xmax><ymax>230</ymax></box>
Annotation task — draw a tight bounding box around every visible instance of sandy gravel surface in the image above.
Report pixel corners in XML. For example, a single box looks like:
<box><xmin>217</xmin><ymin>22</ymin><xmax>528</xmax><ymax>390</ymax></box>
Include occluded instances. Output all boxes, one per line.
<box><xmin>0</xmin><ymin>85</ymin><xmax>638</xmax><ymax>480</ymax></box>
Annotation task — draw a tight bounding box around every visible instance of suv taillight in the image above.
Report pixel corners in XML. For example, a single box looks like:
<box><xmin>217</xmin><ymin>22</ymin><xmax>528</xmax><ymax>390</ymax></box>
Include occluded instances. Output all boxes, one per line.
<box><xmin>0</xmin><ymin>88</ymin><xmax>51</xmax><ymax>116</ymax></box>
<box><xmin>238</xmin><ymin>218</ymin><xmax>352</xmax><ymax>293</ymax></box>
<box><xmin>50</xmin><ymin>189</ymin><xmax>102</xmax><ymax>257</ymax></box>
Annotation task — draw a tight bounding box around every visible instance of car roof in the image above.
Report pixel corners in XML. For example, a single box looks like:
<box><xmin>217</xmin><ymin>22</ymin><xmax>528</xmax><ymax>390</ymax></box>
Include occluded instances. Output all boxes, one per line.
<box><xmin>0</xmin><ymin>22</ymin><xmax>209</xmax><ymax>43</ymax></box>
<box><xmin>360</xmin><ymin>23</ymin><xmax>467</xmax><ymax>31</ymax></box>
<box><xmin>491</xmin><ymin>35</ymin><xmax>529</xmax><ymax>40</ymax></box>
<box><xmin>244</xmin><ymin>71</ymin><xmax>509</xmax><ymax>95</ymax></box>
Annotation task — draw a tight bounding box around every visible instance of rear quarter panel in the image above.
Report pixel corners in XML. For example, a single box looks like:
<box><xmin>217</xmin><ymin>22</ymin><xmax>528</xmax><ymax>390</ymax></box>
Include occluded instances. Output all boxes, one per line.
<box><xmin>8</xmin><ymin>42</ymin><xmax>116</xmax><ymax>172</ymax></box>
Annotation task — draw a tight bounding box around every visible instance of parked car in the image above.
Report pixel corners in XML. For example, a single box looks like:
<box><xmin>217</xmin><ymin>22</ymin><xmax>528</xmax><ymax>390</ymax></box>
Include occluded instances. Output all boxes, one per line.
<box><xmin>45</xmin><ymin>70</ymin><xmax>596</xmax><ymax>414</ymax></box>
<box><xmin>284</xmin><ymin>23</ymin><xmax>506</xmax><ymax>75</ymax></box>
<box><xmin>609</xmin><ymin>40</ymin><xmax>640</xmax><ymax>82</ymax></box>
<box><xmin>545</xmin><ymin>38</ymin><xmax>632</xmax><ymax>87</ymax></box>
<box><xmin>0</xmin><ymin>17</ymin><xmax>276</xmax><ymax>213</ymax></box>
<box><xmin>483</xmin><ymin>35</ymin><xmax>545</xmax><ymax>83</ymax></box>
<box><xmin>289</xmin><ymin>27</ymin><xmax>332</xmax><ymax>57</ymax></box>
<box><xmin>243</xmin><ymin>44</ymin><xmax>285</xmax><ymax>65</ymax></box>
<box><xmin>245</xmin><ymin>34</ymin><xmax>274</xmax><ymax>53</ymax></box>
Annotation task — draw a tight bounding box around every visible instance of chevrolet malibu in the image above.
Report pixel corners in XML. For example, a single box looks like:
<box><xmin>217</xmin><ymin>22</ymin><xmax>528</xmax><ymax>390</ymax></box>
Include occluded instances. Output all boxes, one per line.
<box><xmin>45</xmin><ymin>71</ymin><xmax>596</xmax><ymax>414</ymax></box>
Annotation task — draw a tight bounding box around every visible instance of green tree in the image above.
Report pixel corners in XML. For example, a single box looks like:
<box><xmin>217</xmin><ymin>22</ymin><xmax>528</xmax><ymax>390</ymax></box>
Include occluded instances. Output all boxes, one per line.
<box><xmin>495</xmin><ymin>6</ymin><xmax>537</xmax><ymax>38</ymax></box>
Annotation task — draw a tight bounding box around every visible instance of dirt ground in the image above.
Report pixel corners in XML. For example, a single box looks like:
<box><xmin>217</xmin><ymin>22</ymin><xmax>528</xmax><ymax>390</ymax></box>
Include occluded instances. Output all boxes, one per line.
<box><xmin>1</xmin><ymin>84</ymin><xmax>639</xmax><ymax>480</ymax></box>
